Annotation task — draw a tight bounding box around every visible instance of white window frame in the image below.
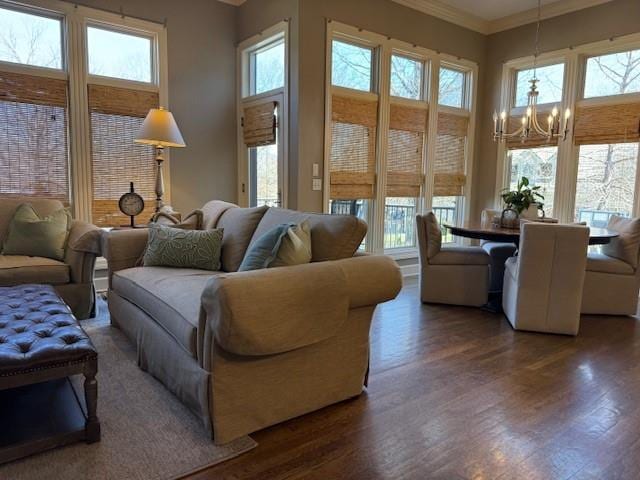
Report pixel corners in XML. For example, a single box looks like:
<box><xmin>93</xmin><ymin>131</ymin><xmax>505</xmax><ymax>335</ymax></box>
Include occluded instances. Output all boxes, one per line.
<box><xmin>324</xmin><ymin>21</ymin><xmax>478</xmax><ymax>256</ymax></box>
<box><xmin>236</xmin><ymin>21</ymin><xmax>289</xmax><ymax>208</ymax></box>
<box><xmin>0</xmin><ymin>0</ymin><xmax>168</xmax><ymax>223</ymax></box>
<box><xmin>495</xmin><ymin>32</ymin><xmax>640</xmax><ymax>223</ymax></box>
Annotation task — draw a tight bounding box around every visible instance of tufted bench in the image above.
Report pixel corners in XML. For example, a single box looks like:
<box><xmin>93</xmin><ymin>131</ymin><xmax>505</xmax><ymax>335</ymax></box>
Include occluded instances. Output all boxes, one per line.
<box><xmin>0</xmin><ymin>284</ymin><xmax>99</xmax><ymax>463</ymax></box>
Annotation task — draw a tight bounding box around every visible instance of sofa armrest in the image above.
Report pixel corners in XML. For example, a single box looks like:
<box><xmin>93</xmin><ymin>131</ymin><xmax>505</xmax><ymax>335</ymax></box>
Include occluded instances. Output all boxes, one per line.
<box><xmin>199</xmin><ymin>254</ymin><xmax>401</xmax><ymax>363</ymax></box>
<box><xmin>101</xmin><ymin>229</ymin><xmax>149</xmax><ymax>288</ymax></box>
<box><xmin>64</xmin><ymin>220</ymin><xmax>102</xmax><ymax>284</ymax></box>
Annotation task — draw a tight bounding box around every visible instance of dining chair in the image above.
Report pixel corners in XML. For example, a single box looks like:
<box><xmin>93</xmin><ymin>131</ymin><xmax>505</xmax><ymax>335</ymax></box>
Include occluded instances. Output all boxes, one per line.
<box><xmin>416</xmin><ymin>212</ymin><xmax>490</xmax><ymax>306</ymax></box>
<box><xmin>480</xmin><ymin>208</ymin><xmax>518</xmax><ymax>293</ymax></box>
<box><xmin>581</xmin><ymin>215</ymin><xmax>640</xmax><ymax>316</ymax></box>
<box><xmin>502</xmin><ymin>222</ymin><xmax>589</xmax><ymax>335</ymax></box>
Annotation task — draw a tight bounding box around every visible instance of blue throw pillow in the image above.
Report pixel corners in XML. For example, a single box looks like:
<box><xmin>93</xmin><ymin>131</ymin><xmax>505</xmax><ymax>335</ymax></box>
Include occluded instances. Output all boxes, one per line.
<box><xmin>238</xmin><ymin>223</ymin><xmax>294</xmax><ymax>271</ymax></box>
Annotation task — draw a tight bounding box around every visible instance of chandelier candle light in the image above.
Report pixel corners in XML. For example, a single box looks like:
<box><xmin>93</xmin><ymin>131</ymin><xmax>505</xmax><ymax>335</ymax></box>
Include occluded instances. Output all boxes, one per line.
<box><xmin>492</xmin><ymin>0</ymin><xmax>571</xmax><ymax>143</ymax></box>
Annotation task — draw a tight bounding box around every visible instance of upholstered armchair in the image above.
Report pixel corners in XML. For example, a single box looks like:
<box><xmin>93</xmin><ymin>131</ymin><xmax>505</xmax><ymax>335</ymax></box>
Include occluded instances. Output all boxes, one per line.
<box><xmin>416</xmin><ymin>212</ymin><xmax>490</xmax><ymax>306</ymax></box>
<box><xmin>581</xmin><ymin>216</ymin><xmax>640</xmax><ymax>315</ymax></box>
<box><xmin>0</xmin><ymin>197</ymin><xmax>102</xmax><ymax>319</ymax></box>
<box><xmin>480</xmin><ymin>208</ymin><xmax>518</xmax><ymax>293</ymax></box>
<box><xmin>503</xmin><ymin>223</ymin><xmax>589</xmax><ymax>335</ymax></box>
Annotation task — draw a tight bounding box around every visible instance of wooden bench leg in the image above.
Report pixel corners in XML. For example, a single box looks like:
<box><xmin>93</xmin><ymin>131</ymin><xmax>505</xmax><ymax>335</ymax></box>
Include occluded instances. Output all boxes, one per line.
<box><xmin>84</xmin><ymin>358</ymin><xmax>100</xmax><ymax>443</ymax></box>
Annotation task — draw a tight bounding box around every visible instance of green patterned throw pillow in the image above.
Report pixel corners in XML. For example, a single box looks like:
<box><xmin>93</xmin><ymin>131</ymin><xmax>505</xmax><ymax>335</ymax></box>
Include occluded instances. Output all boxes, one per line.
<box><xmin>2</xmin><ymin>203</ymin><xmax>71</xmax><ymax>261</ymax></box>
<box><xmin>143</xmin><ymin>223</ymin><xmax>223</xmax><ymax>271</ymax></box>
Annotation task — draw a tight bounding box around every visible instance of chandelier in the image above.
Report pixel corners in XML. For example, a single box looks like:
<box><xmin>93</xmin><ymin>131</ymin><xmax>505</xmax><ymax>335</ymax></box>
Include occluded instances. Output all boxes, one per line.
<box><xmin>492</xmin><ymin>0</ymin><xmax>571</xmax><ymax>143</ymax></box>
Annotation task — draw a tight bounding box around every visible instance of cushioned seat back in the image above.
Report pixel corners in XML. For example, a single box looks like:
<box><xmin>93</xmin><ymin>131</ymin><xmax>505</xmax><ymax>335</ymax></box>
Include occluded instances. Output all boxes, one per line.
<box><xmin>216</xmin><ymin>205</ymin><xmax>269</xmax><ymax>272</ymax></box>
<box><xmin>0</xmin><ymin>197</ymin><xmax>64</xmax><ymax>245</ymax></box>
<box><xmin>248</xmin><ymin>208</ymin><xmax>367</xmax><ymax>262</ymax></box>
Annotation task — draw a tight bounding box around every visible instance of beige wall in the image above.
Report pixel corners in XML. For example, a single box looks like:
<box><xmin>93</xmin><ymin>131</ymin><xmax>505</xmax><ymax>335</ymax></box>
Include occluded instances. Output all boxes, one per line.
<box><xmin>475</xmin><ymin>0</ymin><xmax>640</xmax><ymax>219</ymax></box>
<box><xmin>62</xmin><ymin>0</ymin><xmax>238</xmax><ymax>214</ymax></box>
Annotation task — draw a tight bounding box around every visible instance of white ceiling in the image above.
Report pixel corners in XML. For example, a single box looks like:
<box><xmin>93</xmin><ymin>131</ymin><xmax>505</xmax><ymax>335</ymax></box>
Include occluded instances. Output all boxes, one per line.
<box><xmin>438</xmin><ymin>0</ymin><xmax>559</xmax><ymax>21</ymax></box>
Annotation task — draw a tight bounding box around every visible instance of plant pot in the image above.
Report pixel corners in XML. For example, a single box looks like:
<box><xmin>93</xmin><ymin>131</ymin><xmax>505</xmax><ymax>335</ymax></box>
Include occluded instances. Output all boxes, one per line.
<box><xmin>520</xmin><ymin>203</ymin><xmax>543</xmax><ymax>220</ymax></box>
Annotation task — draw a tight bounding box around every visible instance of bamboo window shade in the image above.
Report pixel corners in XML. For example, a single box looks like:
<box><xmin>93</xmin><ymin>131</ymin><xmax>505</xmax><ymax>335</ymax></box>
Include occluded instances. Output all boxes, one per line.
<box><xmin>329</xmin><ymin>94</ymin><xmax>378</xmax><ymax>200</ymax></box>
<box><xmin>243</xmin><ymin>101</ymin><xmax>277</xmax><ymax>147</ymax></box>
<box><xmin>573</xmin><ymin>101</ymin><xmax>640</xmax><ymax>145</ymax></box>
<box><xmin>0</xmin><ymin>70</ymin><xmax>70</xmax><ymax>202</ymax></box>
<box><xmin>434</xmin><ymin>111</ymin><xmax>468</xmax><ymax>196</ymax></box>
<box><xmin>88</xmin><ymin>84</ymin><xmax>158</xmax><ymax>227</ymax></box>
<box><xmin>505</xmin><ymin>113</ymin><xmax>560</xmax><ymax>149</ymax></box>
<box><xmin>386</xmin><ymin>103</ymin><xmax>427</xmax><ymax>197</ymax></box>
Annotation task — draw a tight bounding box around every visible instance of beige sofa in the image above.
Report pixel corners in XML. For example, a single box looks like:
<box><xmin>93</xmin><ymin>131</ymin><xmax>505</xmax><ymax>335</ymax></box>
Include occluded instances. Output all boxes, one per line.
<box><xmin>102</xmin><ymin>200</ymin><xmax>402</xmax><ymax>444</ymax></box>
<box><xmin>0</xmin><ymin>197</ymin><xmax>102</xmax><ymax>319</ymax></box>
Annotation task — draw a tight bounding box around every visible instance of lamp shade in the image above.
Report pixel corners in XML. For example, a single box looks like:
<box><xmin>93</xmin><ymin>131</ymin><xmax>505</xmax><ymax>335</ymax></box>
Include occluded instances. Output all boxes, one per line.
<box><xmin>135</xmin><ymin>107</ymin><xmax>186</xmax><ymax>148</ymax></box>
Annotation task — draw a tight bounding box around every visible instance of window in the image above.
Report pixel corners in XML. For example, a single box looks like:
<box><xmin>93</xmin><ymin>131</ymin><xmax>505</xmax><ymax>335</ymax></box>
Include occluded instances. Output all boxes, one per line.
<box><xmin>575</xmin><ymin>143</ymin><xmax>638</xmax><ymax>226</ymax></box>
<box><xmin>87</xmin><ymin>26</ymin><xmax>152</xmax><ymax>83</ymax></box>
<box><xmin>0</xmin><ymin>6</ymin><xmax>62</xmax><ymax>69</ymax></box>
<box><xmin>508</xmin><ymin>147</ymin><xmax>558</xmax><ymax>217</ymax></box>
<box><xmin>390</xmin><ymin>54</ymin><xmax>423</xmax><ymax>100</ymax></box>
<box><xmin>331</xmin><ymin>39</ymin><xmax>373</xmax><ymax>92</ymax></box>
<box><xmin>515</xmin><ymin>63</ymin><xmax>564</xmax><ymax>107</ymax></box>
<box><xmin>439</xmin><ymin>67</ymin><xmax>465</xmax><ymax>108</ymax></box>
<box><xmin>0</xmin><ymin>3</ymin><xmax>167</xmax><ymax>223</ymax></box>
<box><xmin>584</xmin><ymin>49</ymin><xmax>640</xmax><ymax>98</ymax></box>
<box><xmin>250</xmin><ymin>39</ymin><xmax>285</xmax><ymax>95</ymax></box>
<box><xmin>326</xmin><ymin>22</ymin><xmax>477</xmax><ymax>254</ymax></box>
<box><xmin>432</xmin><ymin>196</ymin><xmax>458</xmax><ymax>243</ymax></box>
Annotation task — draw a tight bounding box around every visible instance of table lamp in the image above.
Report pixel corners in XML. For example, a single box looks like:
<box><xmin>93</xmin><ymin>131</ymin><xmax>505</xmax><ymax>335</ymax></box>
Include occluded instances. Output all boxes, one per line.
<box><xmin>135</xmin><ymin>107</ymin><xmax>186</xmax><ymax>212</ymax></box>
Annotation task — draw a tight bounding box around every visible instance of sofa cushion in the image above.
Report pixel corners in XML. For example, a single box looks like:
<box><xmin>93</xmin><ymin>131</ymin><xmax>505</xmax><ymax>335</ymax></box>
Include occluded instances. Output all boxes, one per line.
<box><xmin>217</xmin><ymin>206</ymin><xmax>268</xmax><ymax>272</ymax></box>
<box><xmin>602</xmin><ymin>216</ymin><xmax>640</xmax><ymax>269</ymax></box>
<box><xmin>586</xmin><ymin>252</ymin><xmax>635</xmax><ymax>275</ymax></box>
<box><xmin>0</xmin><ymin>255</ymin><xmax>70</xmax><ymax>285</ymax></box>
<box><xmin>249</xmin><ymin>208</ymin><xmax>366</xmax><ymax>262</ymax></box>
<box><xmin>271</xmin><ymin>220</ymin><xmax>312</xmax><ymax>268</ymax></box>
<box><xmin>238</xmin><ymin>223</ymin><xmax>293</xmax><ymax>271</ymax></box>
<box><xmin>424</xmin><ymin>211</ymin><xmax>442</xmax><ymax>259</ymax></box>
<box><xmin>112</xmin><ymin>267</ymin><xmax>224</xmax><ymax>356</ymax></box>
<box><xmin>0</xmin><ymin>197</ymin><xmax>64</xmax><ymax>245</ymax></box>
<box><xmin>201</xmin><ymin>200</ymin><xmax>237</xmax><ymax>230</ymax></box>
<box><xmin>143</xmin><ymin>224</ymin><xmax>223</xmax><ymax>271</ymax></box>
<box><xmin>429</xmin><ymin>246</ymin><xmax>490</xmax><ymax>266</ymax></box>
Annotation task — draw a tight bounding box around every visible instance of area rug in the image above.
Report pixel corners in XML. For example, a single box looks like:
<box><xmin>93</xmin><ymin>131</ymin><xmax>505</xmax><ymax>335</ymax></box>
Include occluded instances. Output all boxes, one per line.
<box><xmin>0</xmin><ymin>301</ymin><xmax>256</xmax><ymax>480</ymax></box>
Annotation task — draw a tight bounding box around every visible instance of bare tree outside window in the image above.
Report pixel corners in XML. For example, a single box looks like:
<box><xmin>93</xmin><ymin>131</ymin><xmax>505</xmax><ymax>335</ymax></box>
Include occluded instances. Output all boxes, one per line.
<box><xmin>584</xmin><ymin>49</ymin><xmax>640</xmax><ymax>98</ymax></box>
<box><xmin>331</xmin><ymin>40</ymin><xmax>373</xmax><ymax>92</ymax></box>
<box><xmin>87</xmin><ymin>26</ymin><xmax>152</xmax><ymax>83</ymax></box>
<box><xmin>515</xmin><ymin>63</ymin><xmax>564</xmax><ymax>107</ymax></box>
<box><xmin>439</xmin><ymin>67</ymin><xmax>464</xmax><ymax>108</ymax></box>
<box><xmin>0</xmin><ymin>7</ymin><xmax>62</xmax><ymax>68</ymax></box>
<box><xmin>253</xmin><ymin>41</ymin><xmax>285</xmax><ymax>95</ymax></box>
<box><xmin>509</xmin><ymin>147</ymin><xmax>558</xmax><ymax>217</ymax></box>
<box><xmin>390</xmin><ymin>55</ymin><xmax>422</xmax><ymax>100</ymax></box>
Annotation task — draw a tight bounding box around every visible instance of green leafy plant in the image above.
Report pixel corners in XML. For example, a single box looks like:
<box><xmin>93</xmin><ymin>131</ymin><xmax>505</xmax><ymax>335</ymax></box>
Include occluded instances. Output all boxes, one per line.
<box><xmin>501</xmin><ymin>176</ymin><xmax>544</xmax><ymax>215</ymax></box>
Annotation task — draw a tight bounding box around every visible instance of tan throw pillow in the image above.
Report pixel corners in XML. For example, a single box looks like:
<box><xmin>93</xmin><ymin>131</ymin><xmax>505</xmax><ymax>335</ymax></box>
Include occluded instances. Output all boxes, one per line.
<box><xmin>425</xmin><ymin>211</ymin><xmax>442</xmax><ymax>259</ymax></box>
<box><xmin>271</xmin><ymin>220</ymin><xmax>312</xmax><ymax>267</ymax></box>
<box><xmin>603</xmin><ymin>216</ymin><xmax>640</xmax><ymax>269</ymax></box>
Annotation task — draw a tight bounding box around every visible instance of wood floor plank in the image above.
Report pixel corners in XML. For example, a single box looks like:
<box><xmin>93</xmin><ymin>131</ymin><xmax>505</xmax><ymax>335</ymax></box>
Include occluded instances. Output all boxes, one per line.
<box><xmin>187</xmin><ymin>280</ymin><xmax>640</xmax><ymax>480</ymax></box>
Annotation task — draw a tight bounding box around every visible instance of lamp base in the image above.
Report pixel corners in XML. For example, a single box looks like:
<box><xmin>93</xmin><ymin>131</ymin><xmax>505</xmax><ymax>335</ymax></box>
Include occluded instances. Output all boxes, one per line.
<box><xmin>155</xmin><ymin>146</ymin><xmax>165</xmax><ymax>213</ymax></box>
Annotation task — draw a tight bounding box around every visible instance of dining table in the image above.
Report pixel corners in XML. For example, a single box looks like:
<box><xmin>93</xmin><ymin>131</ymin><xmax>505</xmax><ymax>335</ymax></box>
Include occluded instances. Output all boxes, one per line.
<box><xmin>444</xmin><ymin>221</ymin><xmax>619</xmax><ymax>246</ymax></box>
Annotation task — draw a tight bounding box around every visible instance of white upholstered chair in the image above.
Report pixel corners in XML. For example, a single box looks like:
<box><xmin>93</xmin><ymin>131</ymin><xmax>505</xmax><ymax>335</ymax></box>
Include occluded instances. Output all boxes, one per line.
<box><xmin>480</xmin><ymin>208</ymin><xmax>518</xmax><ymax>293</ymax></box>
<box><xmin>502</xmin><ymin>222</ymin><xmax>589</xmax><ymax>335</ymax></box>
<box><xmin>581</xmin><ymin>216</ymin><xmax>640</xmax><ymax>316</ymax></box>
<box><xmin>416</xmin><ymin>212</ymin><xmax>490</xmax><ymax>306</ymax></box>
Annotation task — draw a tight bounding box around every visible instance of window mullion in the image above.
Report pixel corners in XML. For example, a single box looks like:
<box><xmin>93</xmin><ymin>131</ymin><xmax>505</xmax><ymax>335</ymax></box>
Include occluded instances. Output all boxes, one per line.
<box><xmin>423</xmin><ymin>57</ymin><xmax>440</xmax><ymax>212</ymax></box>
<box><xmin>67</xmin><ymin>12</ymin><xmax>92</xmax><ymax>222</ymax></box>
<box><xmin>370</xmin><ymin>43</ymin><xmax>389</xmax><ymax>255</ymax></box>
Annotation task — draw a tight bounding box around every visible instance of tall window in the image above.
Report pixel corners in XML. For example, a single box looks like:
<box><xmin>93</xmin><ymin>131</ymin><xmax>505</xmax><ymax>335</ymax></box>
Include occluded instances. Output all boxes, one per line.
<box><xmin>0</xmin><ymin>7</ymin><xmax>68</xmax><ymax>201</ymax></box>
<box><xmin>514</xmin><ymin>63</ymin><xmax>564</xmax><ymax>107</ymax></box>
<box><xmin>508</xmin><ymin>147</ymin><xmax>558</xmax><ymax>217</ymax></box>
<box><xmin>0</xmin><ymin>4</ymin><xmax>166</xmax><ymax>224</ymax></box>
<box><xmin>239</xmin><ymin>24</ymin><xmax>288</xmax><ymax>209</ymax></box>
<box><xmin>326</xmin><ymin>23</ymin><xmax>476</xmax><ymax>254</ymax></box>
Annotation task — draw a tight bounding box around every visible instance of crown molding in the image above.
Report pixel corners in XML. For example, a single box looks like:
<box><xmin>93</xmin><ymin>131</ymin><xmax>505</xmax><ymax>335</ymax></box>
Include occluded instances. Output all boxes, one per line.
<box><xmin>392</xmin><ymin>0</ymin><xmax>613</xmax><ymax>35</ymax></box>
<box><xmin>217</xmin><ymin>0</ymin><xmax>245</xmax><ymax>6</ymax></box>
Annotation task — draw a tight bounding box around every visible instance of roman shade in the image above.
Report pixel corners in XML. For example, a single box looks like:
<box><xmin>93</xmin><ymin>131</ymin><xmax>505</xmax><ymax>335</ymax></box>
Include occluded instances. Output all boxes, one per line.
<box><xmin>329</xmin><ymin>94</ymin><xmax>378</xmax><ymax>200</ymax></box>
<box><xmin>242</xmin><ymin>101</ymin><xmax>277</xmax><ymax>148</ymax></box>
<box><xmin>433</xmin><ymin>111</ymin><xmax>468</xmax><ymax>196</ymax></box>
<box><xmin>573</xmin><ymin>101</ymin><xmax>640</xmax><ymax>145</ymax></box>
<box><xmin>0</xmin><ymin>70</ymin><xmax>69</xmax><ymax>202</ymax></box>
<box><xmin>386</xmin><ymin>103</ymin><xmax>427</xmax><ymax>197</ymax></box>
<box><xmin>505</xmin><ymin>113</ymin><xmax>559</xmax><ymax>149</ymax></box>
<box><xmin>88</xmin><ymin>84</ymin><xmax>158</xmax><ymax>227</ymax></box>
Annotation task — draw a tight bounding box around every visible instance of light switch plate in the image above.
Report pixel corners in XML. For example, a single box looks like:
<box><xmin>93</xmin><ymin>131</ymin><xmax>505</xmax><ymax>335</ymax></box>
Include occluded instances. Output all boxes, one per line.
<box><xmin>312</xmin><ymin>178</ymin><xmax>322</xmax><ymax>191</ymax></box>
<box><xmin>312</xmin><ymin>163</ymin><xmax>320</xmax><ymax>177</ymax></box>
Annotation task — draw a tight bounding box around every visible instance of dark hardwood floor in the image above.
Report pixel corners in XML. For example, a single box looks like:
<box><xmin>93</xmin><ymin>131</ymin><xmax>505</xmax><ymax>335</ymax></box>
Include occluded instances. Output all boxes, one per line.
<box><xmin>188</xmin><ymin>279</ymin><xmax>640</xmax><ymax>480</ymax></box>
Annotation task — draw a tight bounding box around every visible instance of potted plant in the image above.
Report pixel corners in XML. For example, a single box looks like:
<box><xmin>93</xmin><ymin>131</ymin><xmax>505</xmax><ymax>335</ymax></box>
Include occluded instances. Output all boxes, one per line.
<box><xmin>501</xmin><ymin>176</ymin><xmax>544</xmax><ymax>220</ymax></box>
